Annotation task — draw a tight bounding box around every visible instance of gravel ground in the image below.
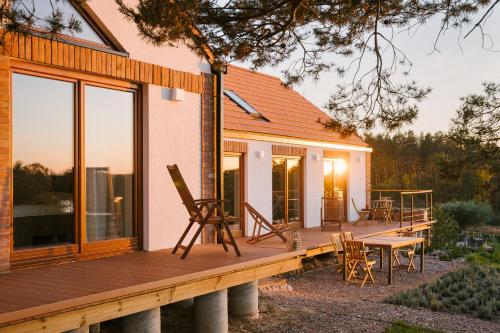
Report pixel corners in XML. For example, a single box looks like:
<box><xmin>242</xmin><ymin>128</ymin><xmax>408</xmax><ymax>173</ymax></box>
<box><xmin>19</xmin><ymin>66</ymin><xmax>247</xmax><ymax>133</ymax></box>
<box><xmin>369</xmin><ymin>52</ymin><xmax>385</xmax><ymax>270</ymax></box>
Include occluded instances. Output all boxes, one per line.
<box><xmin>231</xmin><ymin>256</ymin><xmax>500</xmax><ymax>333</ymax></box>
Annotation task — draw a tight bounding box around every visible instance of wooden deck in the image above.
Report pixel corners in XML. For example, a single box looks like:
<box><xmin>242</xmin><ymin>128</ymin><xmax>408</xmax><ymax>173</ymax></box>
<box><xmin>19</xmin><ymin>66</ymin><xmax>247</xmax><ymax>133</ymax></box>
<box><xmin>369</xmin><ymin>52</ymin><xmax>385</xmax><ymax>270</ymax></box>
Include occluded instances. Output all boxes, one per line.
<box><xmin>0</xmin><ymin>220</ymin><xmax>433</xmax><ymax>333</ymax></box>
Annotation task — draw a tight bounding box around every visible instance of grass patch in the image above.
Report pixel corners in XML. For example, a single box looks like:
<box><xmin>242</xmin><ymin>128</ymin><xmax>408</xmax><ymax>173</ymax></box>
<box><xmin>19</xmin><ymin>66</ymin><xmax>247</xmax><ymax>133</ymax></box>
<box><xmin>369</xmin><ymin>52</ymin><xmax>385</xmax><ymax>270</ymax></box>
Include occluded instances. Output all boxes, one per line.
<box><xmin>383</xmin><ymin>321</ymin><xmax>442</xmax><ymax>333</ymax></box>
<box><xmin>385</xmin><ymin>264</ymin><xmax>499</xmax><ymax>320</ymax></box>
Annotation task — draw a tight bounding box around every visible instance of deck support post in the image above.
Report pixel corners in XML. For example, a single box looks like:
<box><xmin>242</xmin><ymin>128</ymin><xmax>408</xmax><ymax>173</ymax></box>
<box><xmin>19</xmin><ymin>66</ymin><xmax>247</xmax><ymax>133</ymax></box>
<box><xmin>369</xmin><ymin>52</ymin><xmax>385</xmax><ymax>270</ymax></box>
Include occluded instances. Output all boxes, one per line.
<box><xmin>122</xmin><ymin>307</ymin><xmax>161</xmax><ymax>333</ymax></box>
<box><xmin>64</xmin><ymin>327</ymin><xmax>89</xmax><ymax>333</ymax></box>
<box><xmin>89</xmin><ymin>323</ymin><xmax>101</xmax><ymax>333</ymax></box>
<box><xmin>194</xmin><ymin>289</ymin><xmax>228</xmax><ymax>333</ymax></box>
<box><xmin>228</xmin><ymin>281</ymin><xmax>259</xmax><ymax>319</ymax></box>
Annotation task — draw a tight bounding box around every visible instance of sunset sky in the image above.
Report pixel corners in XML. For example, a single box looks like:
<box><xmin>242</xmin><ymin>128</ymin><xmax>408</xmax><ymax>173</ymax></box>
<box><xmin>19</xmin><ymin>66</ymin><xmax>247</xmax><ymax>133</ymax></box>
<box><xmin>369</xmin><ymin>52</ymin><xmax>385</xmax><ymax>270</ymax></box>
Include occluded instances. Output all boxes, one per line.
<box><xmin>258</xmin><ymin>9</ymin><xmax>500</xmax><ymax>134</ymax></box>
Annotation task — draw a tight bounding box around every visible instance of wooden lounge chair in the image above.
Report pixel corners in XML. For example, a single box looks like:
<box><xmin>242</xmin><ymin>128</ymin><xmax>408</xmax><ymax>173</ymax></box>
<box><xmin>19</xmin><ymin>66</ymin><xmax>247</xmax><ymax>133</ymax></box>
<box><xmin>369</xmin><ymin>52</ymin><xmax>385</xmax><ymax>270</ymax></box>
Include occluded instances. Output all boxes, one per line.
<box><xmin>352</xmin><ymin>198</ymin><xmax>371</xmax><ymax>225</ymax></box>
<box><xmin>167</xmin><ymin>164</ymin><xmax>241</xmax><ymax>259</ymax></box>
<box><xmin>392</xmin><ymin>231</ymin><xmax>417</xmax><ymax>271</ymax></box>
<box><xmin>344</xmin><ymin>240</ymin><xmax>376</xmax><ymax>287</ymax></box>
<box><xmin>321</xmin><ymin>197</ymin><xmax>344</xmax><ymax>231</ymax></box>
<box><xmin>244</xmin><ymin>202</ymin><xmax>290</xmax><ymax>244</ymax></box>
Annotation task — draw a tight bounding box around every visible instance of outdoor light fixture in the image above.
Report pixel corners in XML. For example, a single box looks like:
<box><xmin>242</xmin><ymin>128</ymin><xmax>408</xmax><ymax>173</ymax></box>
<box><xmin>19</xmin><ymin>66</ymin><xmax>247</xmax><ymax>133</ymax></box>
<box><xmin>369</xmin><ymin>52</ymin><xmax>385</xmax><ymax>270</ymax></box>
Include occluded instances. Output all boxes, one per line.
<box><xmin>255</xmin><ymin>150</ymin><xmax>265</xmax><ymax>159</ymax></box>
<box><xmin>162</xmin><ymin>87</ymin><xmax>185</xmax><ymax>101</ymax></box>
<box><xmin>312</xmin><ymin>153</ymin><xmax>321</xmax><ymax>161</ymax></box>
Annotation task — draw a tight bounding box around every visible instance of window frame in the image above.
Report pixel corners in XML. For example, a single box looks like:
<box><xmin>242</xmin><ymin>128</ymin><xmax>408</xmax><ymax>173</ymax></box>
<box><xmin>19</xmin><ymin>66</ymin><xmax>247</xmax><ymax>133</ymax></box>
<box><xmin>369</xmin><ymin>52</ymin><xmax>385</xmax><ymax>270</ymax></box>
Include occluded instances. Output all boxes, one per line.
<box><xmin>222</xmin><ymin>152</ymin><xmax>245</xmax><ymax>236</ymax></box>
<box><xmin>9</xmin><ymin>60</ymin><xmax>142</xmax><ymax>267</ymax></box>
<box><xmin>271</xmin><ymin>155</ymin><xmax>304</xmax><ymax>227</ymax></box>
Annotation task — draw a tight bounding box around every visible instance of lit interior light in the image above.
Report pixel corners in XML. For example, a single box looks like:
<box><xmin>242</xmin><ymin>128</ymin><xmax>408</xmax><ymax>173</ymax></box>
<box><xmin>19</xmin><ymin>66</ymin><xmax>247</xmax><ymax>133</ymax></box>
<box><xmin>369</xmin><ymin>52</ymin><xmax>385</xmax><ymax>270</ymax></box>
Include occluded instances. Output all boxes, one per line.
<box><xmin>333</xmin><ymin>159</ymin><xmax>347</xmax><ymax>175</ymax></box>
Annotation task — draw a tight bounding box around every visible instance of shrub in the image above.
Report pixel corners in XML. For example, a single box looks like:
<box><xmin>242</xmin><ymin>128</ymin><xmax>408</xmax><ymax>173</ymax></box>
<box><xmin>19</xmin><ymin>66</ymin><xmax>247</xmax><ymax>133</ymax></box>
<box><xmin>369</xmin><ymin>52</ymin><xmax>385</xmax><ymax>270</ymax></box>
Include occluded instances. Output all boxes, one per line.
<box><xmin>431</xmin><ymin>207</ymin><xmax>460</xmax><ymax>251</ymax></box>
<box><xmin>441</xmin><ymin>200</ymin><xmax>493</xmax><ymax>229</ymax></box>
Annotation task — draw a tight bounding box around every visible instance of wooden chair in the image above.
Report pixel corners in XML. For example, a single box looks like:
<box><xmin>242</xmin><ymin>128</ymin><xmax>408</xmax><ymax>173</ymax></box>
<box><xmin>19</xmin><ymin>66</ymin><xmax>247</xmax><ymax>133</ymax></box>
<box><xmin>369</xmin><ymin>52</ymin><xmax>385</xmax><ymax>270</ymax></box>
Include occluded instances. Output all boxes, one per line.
<box><xmin>244</xmin><ymin>202</ymin><xmax>291</xmax><ymax>244</ymax></box>
<box><xmin>321</xmin><ymin>197</ymin><xmax>344</xmax><ymax>231</ymax></box>
<box><xmin>392</xmin><ymin>231</ymin><xmax>417</xmax><ymax>271</ymax></box>
<box><xmin>352</xmin><ymin>198</ymin><xmax>371</xmax><ymax>225</ymax></box>
<box><xmin>167</xmin><ymin>164</ymin><xmax>241</xmax><ymax>259</ymax></box>
<box><xmin>344</xmin><ymin>240</ymin><xmax>376</xmax><ymax>287</ymax></box>
<box><xmin>330</xmin><ymin>233</ymin><xmax>344</xmax><ymax>273</ymax></box>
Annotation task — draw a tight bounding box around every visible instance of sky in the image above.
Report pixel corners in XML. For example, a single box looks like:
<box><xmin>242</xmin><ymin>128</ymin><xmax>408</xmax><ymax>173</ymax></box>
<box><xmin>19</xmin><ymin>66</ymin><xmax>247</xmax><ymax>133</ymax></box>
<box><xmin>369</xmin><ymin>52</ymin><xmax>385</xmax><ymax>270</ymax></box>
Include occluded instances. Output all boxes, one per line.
<box><xmin>250</xmin><ymin>8</ymin><xmax>500</xmax><ymax>134</ymax></box>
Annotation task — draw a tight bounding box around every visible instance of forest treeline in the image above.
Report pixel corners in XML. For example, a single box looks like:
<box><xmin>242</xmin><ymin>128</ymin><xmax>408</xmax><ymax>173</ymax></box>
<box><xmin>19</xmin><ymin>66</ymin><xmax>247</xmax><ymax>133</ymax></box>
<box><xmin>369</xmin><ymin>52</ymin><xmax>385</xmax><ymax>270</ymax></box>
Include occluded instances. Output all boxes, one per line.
<box><xmin>365</xmin><ymin>132</ymin><xmax>499</xmax><ymax>211</ymax></box>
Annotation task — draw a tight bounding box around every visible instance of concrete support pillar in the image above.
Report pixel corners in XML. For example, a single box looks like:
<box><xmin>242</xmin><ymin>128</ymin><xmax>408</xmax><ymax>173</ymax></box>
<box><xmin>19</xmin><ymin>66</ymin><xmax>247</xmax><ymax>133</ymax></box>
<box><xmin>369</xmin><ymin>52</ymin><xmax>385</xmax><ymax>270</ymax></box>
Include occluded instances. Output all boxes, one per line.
<box><xmin>194</xmin><ymin>289</ymin><xmax>228</xmax><ymax>333</ymax></box>
<box><xmin>64</xmin><ymin>327</ymin><xmax>89</xmax><ymax>333</ymax></box>
<box><xmin>228</xmin><ymin>281</ymin><xmax>259</xmax><ymax>319</ymax></box>
<box><xmin>122</xmin><ymin>307</ymin><xmax>161</xmax><ymax>333</ymax></box>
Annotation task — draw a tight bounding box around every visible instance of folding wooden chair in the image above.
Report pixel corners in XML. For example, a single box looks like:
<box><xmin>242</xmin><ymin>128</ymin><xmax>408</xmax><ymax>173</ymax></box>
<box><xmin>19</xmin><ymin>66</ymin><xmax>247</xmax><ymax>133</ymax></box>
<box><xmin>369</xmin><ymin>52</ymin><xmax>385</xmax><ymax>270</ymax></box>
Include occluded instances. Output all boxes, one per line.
<box><xmin>321</xmin><ymin>197</ymin><xmax>344</xmax><ymax>231</ymax></box>
<box><xmin>244</xmin><ymin>202</ymin><xmax>291</xmax><ymax>244</ymax></box>
<box><xmin>330</xmin><ymin>233</ymin><xmax>344</xmax><ymax>273</ymax></box>
<box><xmin>392</xmin><ymin>231</ymin><xmax>417</xmax><ymax>271</ymax></box>
<box><xmin>167</xmin><ymin>164</ymin><xmax>241</xmax><ymax>259</ymax></box>
<box><xmin>344</xmin><ymin>240</ymin><xmax>376</xmax><ymax>287</ymax></box>
<box><xmin>352</xmin><ymin>198</ymin><xmax>371</xmax><ymax>225</ymax></box>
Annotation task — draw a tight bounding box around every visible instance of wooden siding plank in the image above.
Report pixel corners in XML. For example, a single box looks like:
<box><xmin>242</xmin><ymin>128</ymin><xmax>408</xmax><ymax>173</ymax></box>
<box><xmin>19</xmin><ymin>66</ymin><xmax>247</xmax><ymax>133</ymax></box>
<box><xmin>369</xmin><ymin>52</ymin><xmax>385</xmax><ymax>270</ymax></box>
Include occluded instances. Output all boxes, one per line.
<box><xmin>31</xmin><ymin>36</ymin><xmax>39</xmax><ymax>62</ymax></box>
<box><xmin>106</xmin><ymin>53</ymin><xmax>112</xmax><ymax>76</ymax></box>
<box><xmin>139</xmin><ymin>62</ymin><xmax>145</xmax><ymax>82</ymax></box>
<box><xmin>91</xmin><ymin>50</ymin><xmax>97</xmax><ymax>73</ymax></box>
<box><xmin>18</xmin><ymin>34</ymin><xmax>25</xmax><ymax>59</ymax></box>
<box><xmin>63</xmin><ymin>43</ymin><xmax>69</xmax><ymax>67</ymax></box>
<box><xmin>129</xmin><ymin>60</ymin><xmax>136</xmax><ymax>81</ymax></box>
<box><xmin>68</xmin><ymin>45</ymin><xmax>74</xmax><ymax>69</ymax></box>
<box><xmin>85</xmin><ymin>48</ymin><xmax>91</xmax><ymax>72</ymax></box>
<box><xmin>125</xmin><ymin>59</ymin><xmax>131</xmax><ymax>80</ymax></box>
<box><xmin>74</xmin><ymin>46</ymin><xmax>81</xmax><ymax>70</ymax></box>
<box><xmin>44</xmin><ymin>39</ymin><xmax>51</xmax><ymax>64</ymax></box>
<box><xmin>57</xmin><ymin>41</ymin><xmax>64</xmax><ymax>66</ymax></box>
<box><xmin>111</xmin><ymin>54</ymin><xmax>117</xmax><ymax>77</ymax></box>
<box><xmin>24</xmin><ymin>35</ymin><xmax>31</xmax><ymax>61</ymax></box>
<box><xmin>51</xmin><ymin>40</ymin><xmax>57</xmax><ymax>65</ymax></box>
<box><xmin>11</xmin><ymin>33</ymin><xmax>18</xmax><ymax>58</ymax></box>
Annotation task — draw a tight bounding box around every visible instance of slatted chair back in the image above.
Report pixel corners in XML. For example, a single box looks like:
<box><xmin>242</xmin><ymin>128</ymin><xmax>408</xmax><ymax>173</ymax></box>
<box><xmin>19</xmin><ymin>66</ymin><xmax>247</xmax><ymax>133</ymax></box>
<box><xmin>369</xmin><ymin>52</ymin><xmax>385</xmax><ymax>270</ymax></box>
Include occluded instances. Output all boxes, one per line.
<box><xmin>344</xmin><ymin>240</ymin><xmax>366</xmax><ymax>261</ymax></box>
<box><xmin>340</xmin><ymin>231</ymin><xmax>354</xmax><ymax>244</ymax></box>
<box><xmin>167</xmin><ymin>164</ymin><xmax>200</xmax><ymax>219</ymax></box>
<box><xmin>323</xmin><ymin>197</ymin><xmax>344</xmax><ymax>220</ymax></box>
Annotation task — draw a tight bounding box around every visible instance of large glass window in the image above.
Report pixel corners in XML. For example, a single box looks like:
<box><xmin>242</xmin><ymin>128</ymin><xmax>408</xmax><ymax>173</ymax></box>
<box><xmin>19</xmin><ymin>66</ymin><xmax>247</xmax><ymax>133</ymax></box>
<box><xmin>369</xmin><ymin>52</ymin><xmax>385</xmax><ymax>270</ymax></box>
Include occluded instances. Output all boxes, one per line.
<box><xmin>85</xmin><ymin>86</ymin><xmax>135</xmax><ymax>242</ymax></box>
<box><xmin>223</xmin><ymin>155</ymin><xmax>243</xmax><ymax>232</ymax></box>
<box><xmin>13</xmin><ymin>74</ymin><xmax>75</xmax><ymax>249</ymax></box>
<box><xmin>12</xmin><ymin>72</ymin><xmax>137</xmax><ymax>254</ymax></box>
<box><xmin>272</xmin><ymin>157</ymin><xmax>302</xmax><ymax>225</ymax></box>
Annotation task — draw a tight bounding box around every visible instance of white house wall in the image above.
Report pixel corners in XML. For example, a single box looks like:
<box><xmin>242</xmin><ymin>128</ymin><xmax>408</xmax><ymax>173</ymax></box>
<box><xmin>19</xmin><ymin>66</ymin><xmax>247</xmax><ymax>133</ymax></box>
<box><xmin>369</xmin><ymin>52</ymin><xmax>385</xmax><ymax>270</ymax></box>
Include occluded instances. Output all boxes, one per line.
<box><xmin>348</xmin><ymin>151</ymin><xmax>367</xmax><ymax>221</ymax></box>
<box><xmin>227</xmin><ymin>138</ymin><xmax>368</xmax><ymax>234</ymax></box>
<box><xmin>87</xmin><ymin>1</ymin><xmax>208</xmax><ymax>250</ymax></box>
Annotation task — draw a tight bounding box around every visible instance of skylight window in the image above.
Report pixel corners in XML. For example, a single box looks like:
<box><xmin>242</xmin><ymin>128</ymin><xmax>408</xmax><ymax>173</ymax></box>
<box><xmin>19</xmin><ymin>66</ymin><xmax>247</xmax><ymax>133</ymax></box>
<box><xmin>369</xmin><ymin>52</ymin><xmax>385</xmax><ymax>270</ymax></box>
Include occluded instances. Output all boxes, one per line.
<box><xmin>224</xmin><ymin>90</ymin><xmax>268</xmax><ymax>121</ymax></box>
<box><xmin>14</xmin><ymin>0</ymin><xmax>107</xmax><ymax>45</ymax></box>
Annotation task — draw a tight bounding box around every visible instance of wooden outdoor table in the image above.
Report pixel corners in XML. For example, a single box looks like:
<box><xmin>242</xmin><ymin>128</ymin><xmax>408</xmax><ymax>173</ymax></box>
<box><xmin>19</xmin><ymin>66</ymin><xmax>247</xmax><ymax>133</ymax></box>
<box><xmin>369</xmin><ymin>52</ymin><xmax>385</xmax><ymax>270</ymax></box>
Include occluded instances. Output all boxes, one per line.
<box><xmin>344</xmin><ymin>236</ymin><xmax>425</xmax><ymax>285</ymax></box>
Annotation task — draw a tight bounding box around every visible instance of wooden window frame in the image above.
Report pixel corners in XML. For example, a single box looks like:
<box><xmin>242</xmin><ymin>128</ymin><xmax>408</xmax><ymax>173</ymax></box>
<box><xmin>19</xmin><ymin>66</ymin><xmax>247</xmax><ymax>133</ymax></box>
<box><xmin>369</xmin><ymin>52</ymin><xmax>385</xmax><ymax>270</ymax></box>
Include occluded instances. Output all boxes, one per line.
<box><xmin>9</xmin><ymin>61</ymin><xmax>142</xmax><ymax>268</ymax></box>
<box><xmin>271</xmin><ymin>155</ymin><xmax>304</xmax><ymax>227</ymax></box>
<box><xmin>222</xmin><ymin>152</ymin><xmax>245</xmax><ymax>236</ymax></box>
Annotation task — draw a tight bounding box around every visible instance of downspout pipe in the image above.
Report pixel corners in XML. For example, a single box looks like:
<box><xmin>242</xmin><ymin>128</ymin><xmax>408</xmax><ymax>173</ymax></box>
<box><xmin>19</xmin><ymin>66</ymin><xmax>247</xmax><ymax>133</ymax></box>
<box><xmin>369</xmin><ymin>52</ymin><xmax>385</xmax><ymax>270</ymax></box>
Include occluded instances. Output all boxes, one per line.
<box><xmin>213</xmin><ymin>66</ymin><xmax>226</xmax><ymax>201</ymax></box>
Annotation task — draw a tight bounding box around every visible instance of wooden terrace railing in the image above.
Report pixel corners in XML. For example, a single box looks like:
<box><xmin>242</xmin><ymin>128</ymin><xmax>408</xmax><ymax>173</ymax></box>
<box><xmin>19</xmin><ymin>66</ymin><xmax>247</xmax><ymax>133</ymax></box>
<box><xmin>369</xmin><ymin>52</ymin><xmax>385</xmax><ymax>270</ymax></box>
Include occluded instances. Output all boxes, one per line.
<box><xmin>369</xmin><ymin>189</ymin><xmax>434</xmax><ymax>227</ymax></box>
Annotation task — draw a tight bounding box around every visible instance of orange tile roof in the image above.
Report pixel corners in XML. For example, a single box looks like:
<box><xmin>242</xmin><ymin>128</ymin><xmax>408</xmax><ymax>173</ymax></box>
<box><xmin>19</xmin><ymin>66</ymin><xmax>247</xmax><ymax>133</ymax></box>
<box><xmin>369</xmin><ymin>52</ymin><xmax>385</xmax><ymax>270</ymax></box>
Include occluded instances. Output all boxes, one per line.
<box><xmin>224</xmin><ymin>65</ymin><xmax>368</xmax><ymax>147</ymax></box>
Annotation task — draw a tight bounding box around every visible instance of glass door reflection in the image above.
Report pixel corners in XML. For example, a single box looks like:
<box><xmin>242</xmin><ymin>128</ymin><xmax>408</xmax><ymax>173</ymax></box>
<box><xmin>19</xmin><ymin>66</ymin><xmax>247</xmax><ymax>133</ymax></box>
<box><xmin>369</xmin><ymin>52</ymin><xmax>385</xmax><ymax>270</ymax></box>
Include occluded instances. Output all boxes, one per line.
<box><xmin>12</xmin><ymin>74</ymin><xmax>75</xmax><ymax>249</ymax></box>
<box><xmin>85</xmin><ymin>85</ymin><xmax>135</xmax><ymax>242</ymax></box>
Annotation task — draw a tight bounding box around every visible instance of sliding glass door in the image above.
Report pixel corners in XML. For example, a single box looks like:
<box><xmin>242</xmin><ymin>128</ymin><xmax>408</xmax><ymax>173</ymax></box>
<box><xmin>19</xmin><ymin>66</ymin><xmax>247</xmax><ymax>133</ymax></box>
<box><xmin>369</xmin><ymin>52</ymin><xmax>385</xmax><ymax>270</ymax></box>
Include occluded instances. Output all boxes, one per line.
<box><xmin>12</xmin><ymin>71</ymin><xmax>138</xmax><ymax>260</ymax></box>
<box><xmin>85</xmin><ymin>86</ymin><xmax>135</xmax><ymax>242</ymax></box>
<box><xmin>272</xmin><ymin>157</ymin><xmax>302</xmax><ymax>225</ymax></box>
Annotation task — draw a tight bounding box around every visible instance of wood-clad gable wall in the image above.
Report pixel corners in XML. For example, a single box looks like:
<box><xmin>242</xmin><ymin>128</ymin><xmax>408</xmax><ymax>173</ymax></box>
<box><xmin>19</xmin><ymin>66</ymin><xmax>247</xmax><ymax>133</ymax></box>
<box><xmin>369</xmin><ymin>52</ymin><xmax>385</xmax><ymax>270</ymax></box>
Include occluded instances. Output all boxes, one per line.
<box><xmin>4</xmin><ymin>33</ymin><xmax>204</xmax><ymax>94</ymax></box>
<box><xmin>272</xmin><ymin>145</ymin><xmax>306</xmax><ymax>157</ymax></box>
